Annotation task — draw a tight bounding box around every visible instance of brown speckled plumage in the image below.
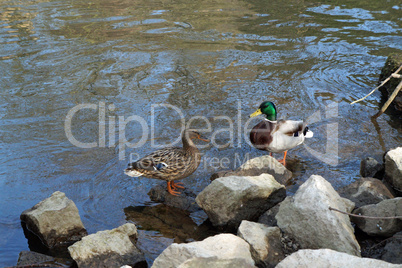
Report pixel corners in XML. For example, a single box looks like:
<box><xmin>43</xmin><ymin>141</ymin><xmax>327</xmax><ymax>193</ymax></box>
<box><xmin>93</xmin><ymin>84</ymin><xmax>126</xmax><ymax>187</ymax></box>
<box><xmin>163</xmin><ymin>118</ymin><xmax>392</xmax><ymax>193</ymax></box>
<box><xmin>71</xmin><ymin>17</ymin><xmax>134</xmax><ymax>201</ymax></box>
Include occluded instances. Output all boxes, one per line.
<box><xmin>124</xmin><ymin>130</ymin><xmax>207</xmax><ymax>195</ymax></box>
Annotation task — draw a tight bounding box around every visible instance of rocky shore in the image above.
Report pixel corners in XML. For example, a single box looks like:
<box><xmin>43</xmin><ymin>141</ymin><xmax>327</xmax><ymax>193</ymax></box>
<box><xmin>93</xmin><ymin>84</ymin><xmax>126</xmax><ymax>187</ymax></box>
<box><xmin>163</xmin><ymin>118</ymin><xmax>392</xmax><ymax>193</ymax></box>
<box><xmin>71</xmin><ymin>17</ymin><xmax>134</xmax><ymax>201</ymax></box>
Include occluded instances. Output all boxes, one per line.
<box><xmin>14</xmin><ymin>146</ymin><xmax>402</xmax><ymax>268</ymax></box>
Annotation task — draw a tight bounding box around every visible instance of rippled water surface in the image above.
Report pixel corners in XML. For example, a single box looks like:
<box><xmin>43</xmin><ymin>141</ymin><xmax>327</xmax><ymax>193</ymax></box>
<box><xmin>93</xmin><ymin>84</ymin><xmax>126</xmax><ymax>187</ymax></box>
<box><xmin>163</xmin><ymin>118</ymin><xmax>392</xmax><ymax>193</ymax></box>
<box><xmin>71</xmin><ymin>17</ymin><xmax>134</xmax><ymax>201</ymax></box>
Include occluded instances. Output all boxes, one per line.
<box><xmin>1</xmin><ymin>0</ymin><xmax>401</xmax><ymax>265</ymax></box>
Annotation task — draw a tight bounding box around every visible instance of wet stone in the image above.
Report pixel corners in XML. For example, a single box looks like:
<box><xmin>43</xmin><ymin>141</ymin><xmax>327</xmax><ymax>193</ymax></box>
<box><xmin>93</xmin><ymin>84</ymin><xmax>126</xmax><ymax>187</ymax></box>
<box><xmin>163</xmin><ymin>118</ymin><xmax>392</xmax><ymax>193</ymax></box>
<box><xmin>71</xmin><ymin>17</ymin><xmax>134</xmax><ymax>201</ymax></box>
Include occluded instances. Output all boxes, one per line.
<box><xmin>148</xmin><ymin>183</ymin><xmax>201</xmax><ymax>213</ymax></box>
<box><xmin>360</xmin><ymin>157</ymin><xmax>383</xmax><ymax>178</ymax></box>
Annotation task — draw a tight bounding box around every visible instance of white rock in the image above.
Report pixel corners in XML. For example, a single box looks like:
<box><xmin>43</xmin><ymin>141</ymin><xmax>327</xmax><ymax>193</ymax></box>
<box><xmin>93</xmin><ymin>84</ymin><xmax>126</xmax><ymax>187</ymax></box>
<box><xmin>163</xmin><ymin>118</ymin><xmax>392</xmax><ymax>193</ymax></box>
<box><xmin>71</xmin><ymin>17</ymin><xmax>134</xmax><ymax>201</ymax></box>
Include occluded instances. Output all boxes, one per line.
<box><xmin>152</xmin><ymin>233</ymin><xmax>255</xmax><ymax>268</ymax></box>
<box><xmin>237</xmin><ymin>155</ymin><xmax>293</xmax><ymax>185</ymax></box>
<box><xmin>178</xmin><ymin>257</ymin><xmax>255</xmax><ymax>268</ymax></box>
<box><xmin>68</xmin><ymin>223</ymin><xmax>145</xmax><ymax>268</ymax></box>
<box><xmin>385</xmin><ymin>147</ymin><xmax>402</xmax><ymax>191</ymax></box>
<box><xmin>276</xmin><ymin>249</ymin><xmax>402</xmax><ymax>268</ymax></box>
<box><xmin>237</xmin><ymin>220</ymin><xmax>284</xmax><ymax>267</ymax></box>
<box><xmin>276</xmin><ymin>175</ymin><xmax>361</xmax><ymax>256</ymax></box>
<box><xmin>196</xmin><ymin>174</ymin><xmax>286</xmax><ymax>230</ymax></box>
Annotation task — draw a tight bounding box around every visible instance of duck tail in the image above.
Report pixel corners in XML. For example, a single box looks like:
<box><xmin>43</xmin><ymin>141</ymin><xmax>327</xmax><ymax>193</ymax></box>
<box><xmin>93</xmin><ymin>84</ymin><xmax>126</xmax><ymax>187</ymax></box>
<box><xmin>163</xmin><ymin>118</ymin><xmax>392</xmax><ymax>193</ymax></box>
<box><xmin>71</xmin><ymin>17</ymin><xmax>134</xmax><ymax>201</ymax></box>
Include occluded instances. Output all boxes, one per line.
<box><xmin>124</xmin><ymin>162</ymin><xmax>144</xmax><ymax>177</ymax></box>
<box><xmin>303</xmin><ymin>126</ymin><xmax>314</xmax><ymax>138</ymax></box>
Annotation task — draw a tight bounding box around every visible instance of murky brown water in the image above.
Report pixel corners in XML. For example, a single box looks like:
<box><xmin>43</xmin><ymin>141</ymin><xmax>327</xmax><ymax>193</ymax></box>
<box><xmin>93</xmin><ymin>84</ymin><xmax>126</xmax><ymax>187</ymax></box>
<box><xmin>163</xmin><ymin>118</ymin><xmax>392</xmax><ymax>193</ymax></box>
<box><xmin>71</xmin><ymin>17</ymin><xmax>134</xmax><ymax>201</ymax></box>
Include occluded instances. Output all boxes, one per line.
<box><xmin>1</xmin><ymin>0</ymin><xmax>401</xmax><ymax>265</ymax></box>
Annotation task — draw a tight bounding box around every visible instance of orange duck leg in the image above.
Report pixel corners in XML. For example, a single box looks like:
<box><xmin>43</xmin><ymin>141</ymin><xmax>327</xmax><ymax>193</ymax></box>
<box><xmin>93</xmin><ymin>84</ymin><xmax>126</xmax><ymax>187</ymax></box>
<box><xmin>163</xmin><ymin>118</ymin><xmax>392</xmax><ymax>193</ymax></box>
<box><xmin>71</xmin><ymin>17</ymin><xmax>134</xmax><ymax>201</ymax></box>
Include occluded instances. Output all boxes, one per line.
<box><xmin>278</xmin><ymin>151</ymin><xmax>287</xmax><ymax>166</ymax></box>
<box><xmin>167</xmin><ymin>181</ymin><xmax>185</xmax><ymax>196</ymax></box>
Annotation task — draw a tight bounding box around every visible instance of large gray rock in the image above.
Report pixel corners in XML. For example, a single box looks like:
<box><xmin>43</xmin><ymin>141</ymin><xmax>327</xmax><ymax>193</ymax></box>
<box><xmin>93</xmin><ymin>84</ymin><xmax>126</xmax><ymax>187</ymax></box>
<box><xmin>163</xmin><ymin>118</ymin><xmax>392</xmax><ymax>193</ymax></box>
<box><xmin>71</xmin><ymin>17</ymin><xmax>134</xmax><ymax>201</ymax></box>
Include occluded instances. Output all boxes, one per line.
<box><xmin>237</xmin><ymin>221</ymin><xmax>284</xmax><ymax>268</ymax></box>
<box><xmin>68</xmin><ymin>223</ymin><xmax>146</xmax><ymax>268</ymax></box>
<box><xmin>276</xmin><ymin>249</ymin><xmax>402</xmax><ymax>268</ymax></box>
<box><xmin>338</xmin><ymin>177</ymin><xmax>394</xmax><ymax>208</ymax></box>
<box><xmin>20</xmin><ymin>191</ymin><xmax>87</xmax><ymax>255</ymax></box>
<box><xmin>360</xmin><ymin>157</ymin><xmax>383</xmax><ymax>178</ymax></box>
<box><xmin>352</xmin><ymin>198</ymin><xmax>402</xmax><ymax>237</ymax></box>
<box><xmin>211</xmin><ymin>155</ymin><xmax>293</xmax><ymax>186</ymax></box>
<box><xmin>196</xmin><ymin>174</ymin><xmax>286</xmax><ymax>231</ymax></box>
<box><xmin>385</xmin><ymin>147</ymin><xmax>402</xmax><ymax>192</ymax></box>
<box><xmin>152</xmin><ymin>233</ymin><xmax>255</xmax><ymax>268</ymax></box>
<box><xmin>276</xmin><ymin>175</ymin><xmax>361</xmax><ymax>256</ymax></box>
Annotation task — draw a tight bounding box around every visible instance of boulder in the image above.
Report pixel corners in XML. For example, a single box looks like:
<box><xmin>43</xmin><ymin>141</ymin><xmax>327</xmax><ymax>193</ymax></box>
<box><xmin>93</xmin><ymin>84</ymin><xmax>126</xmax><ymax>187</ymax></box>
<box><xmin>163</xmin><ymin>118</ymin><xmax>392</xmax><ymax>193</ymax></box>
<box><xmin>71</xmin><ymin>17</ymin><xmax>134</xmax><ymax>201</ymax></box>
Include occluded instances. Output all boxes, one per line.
<box><xmin>20</xmin><ymin>191</ymin><xmax>87</xmax><ymax>256</ymax></box>
<box><xmin>211</xmin><ymin>155</ymin><xmax>292</xmax><ymax>185</ymax></box>
<box><xmin>379</xmin><ymin>53</ymin><xmax>402</xmax><ymax>112</ymax></box>
<box><xmin>352</xmin><ymin>198</ymin><xmax>402</xmax><ymax>237</ymax></box>
<box><xmin>196</xmin><ymin>174</ymin><xmax>286</xmax><ymax>231</ymax></box>
<box><xmin>148</xmin><ymin>183</ymin><xmax>201</xmax><ymax>212</ymax></box>
<box><xmin>276</xmin><ymin>175</ymin><xmax>361</xmax><ymax>256</ymax></box>
<box><xmin>385</xmin><ymin>147</ymin><xmax>402</xmax><ymax>192</ymax></box>
<box><xmin>258</xmin><ymin>203</ymin><xmax>280</xmax><ymax>227</ymax></box>
<box><xmin>68</xmin><ymin>223</ymin><xmax>146</xmax><ymax>268</ymax></box>
<box><xmin>382</xmin><ymin>231</ymin><xmax>402</xmax><ymax>264</ymax></box>
<box><xmin>237</xmin><ymin>221</ymin><xmax>285</xmax><ymax>268</ymax></box>
<box><xmin>338</xmin><ymin>177</ymin><xmax>394</xmax><ymax>207</ymax></box>
<box><xmin>276</xmin><ymin>249</ymin><xmax>401</xmax><ymax>268</ymax></box>
<box><xmin>360</xmin><ymin>157</ymin><xmax>383</xmax><ymax>178</ymax></box>
<box><xmin>151</xmin><ymin>233</ymin><xmax>255</xmax><ymax>268</ymax></box>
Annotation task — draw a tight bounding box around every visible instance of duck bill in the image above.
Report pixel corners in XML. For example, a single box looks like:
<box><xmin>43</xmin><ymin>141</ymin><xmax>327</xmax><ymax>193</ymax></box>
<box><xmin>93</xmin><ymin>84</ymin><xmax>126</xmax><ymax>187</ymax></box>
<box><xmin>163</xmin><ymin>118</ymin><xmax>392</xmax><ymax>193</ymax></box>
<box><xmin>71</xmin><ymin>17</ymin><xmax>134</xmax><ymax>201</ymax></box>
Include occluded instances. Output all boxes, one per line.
<box><xmin>197</xmin><ymin>136</ymin><xmax>210</xmax><ymax>142</ymax></box>
<box><xmin>249</xmin><ymin>108</ymin><xmax>262</xmax><ymax>118</ymax></box>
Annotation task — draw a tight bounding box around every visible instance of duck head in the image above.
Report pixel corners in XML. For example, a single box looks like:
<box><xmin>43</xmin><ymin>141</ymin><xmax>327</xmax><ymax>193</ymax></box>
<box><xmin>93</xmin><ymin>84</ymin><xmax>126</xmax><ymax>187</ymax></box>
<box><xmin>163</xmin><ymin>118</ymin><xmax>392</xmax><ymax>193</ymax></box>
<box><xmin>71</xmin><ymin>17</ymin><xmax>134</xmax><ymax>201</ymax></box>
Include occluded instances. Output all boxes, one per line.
<box><xmin>249</xmin><ymin>101</ymin><xmax>277</xmax><ymax>121</ymax></box>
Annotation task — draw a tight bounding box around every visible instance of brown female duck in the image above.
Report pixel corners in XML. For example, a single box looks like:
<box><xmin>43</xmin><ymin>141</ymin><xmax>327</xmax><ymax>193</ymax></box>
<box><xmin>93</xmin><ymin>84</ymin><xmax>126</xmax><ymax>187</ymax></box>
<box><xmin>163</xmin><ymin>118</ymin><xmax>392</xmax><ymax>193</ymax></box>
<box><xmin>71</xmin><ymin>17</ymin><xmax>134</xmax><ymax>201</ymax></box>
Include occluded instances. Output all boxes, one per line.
<box><xmin>124</xmin><ymin>129</ymin><xmax>208</xmax><ymax>196</ymax></box>
<box><xmin>249</xmin><ymin>101</ymin><xmax>313</xmax><ymax>166</ymax></box>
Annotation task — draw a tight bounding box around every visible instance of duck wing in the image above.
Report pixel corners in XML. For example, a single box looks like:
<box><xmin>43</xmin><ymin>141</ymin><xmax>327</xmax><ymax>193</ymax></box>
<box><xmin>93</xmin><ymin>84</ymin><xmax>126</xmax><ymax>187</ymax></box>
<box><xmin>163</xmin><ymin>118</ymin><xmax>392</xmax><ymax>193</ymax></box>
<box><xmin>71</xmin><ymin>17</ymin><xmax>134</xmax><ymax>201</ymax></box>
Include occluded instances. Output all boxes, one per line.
<box><xmin>128</xmin><ymin>147</ymin><xmax>192</xmax><ymax>179</ymax></box>
<box><xmin>274</xmin><ymin>120</ymin><xmax>307</xmax><ymax>137</ymax></box>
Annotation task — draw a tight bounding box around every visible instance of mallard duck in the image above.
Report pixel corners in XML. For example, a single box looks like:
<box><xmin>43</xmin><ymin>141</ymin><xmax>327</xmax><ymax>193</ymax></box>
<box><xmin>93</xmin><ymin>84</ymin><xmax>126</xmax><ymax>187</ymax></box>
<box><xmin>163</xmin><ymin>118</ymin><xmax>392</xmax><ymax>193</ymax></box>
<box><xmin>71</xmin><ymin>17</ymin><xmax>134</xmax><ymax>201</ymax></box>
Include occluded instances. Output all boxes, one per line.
<box><xmin>124</xmin><ymin>129</ymin><xmax>208</xmax><ymax>196</ymax></box>
<box><xmin>249</xmin><ymin>101</ymin><xmax>313</xmax><ymax>166</ymax></box>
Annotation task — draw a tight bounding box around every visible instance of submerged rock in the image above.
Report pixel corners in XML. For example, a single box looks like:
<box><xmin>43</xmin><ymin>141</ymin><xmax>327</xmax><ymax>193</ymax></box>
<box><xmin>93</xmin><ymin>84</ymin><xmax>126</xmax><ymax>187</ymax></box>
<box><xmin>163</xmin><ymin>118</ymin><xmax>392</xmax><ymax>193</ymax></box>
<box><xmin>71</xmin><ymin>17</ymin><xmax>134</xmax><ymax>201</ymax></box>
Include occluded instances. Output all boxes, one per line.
<box><xmin>196</xmin><ymin>174</ymin><xmax>286</xmax><ymax>231</ymax></box>
<box><xmin>152</xmin><ymin>233</ymin><xmax>255</xmax><ymax>268</ymax></box>
<box><xmin>124</xmin><ymin>204</ymin><xmax>216</xmax><ymax>243</ymax></box>
<box><xmin>384</xmin><ymin>147</ymin><xmax>402</xmax><ymax>193</ymax></box>
<box><xmin>210</xmin><ymin>155</ymin><xmax>292</xmax><ymax>185</ymax></box>
<box><xmin>276</xmin><ymin>175</ymin><xmax>361</xmax><ymax>256</ymax></box>
<box><xmin>68</xmin><ymin>223</ymin><xmax>146</xmax><ymax>268</ymax></box>
<box><xmin>237</xmin><ymin>221</ymin><xmax>285</xmax><ymax>268</ymax></box>
<box><xmin>20</xmin><ymin>191</ymin><xmax>87</xmax><ymax>257</ymax></box>
<box><xmin>276</xmin><ymin>249</ymin><xmax>401</xmax><ymax>268</ymax></box>
<box><xmin>338</xmin><ymin>177</ymin><xmax>394</xmax><ymax>208</ymax></box>
<box><xmin>352</xmin><ymin>197</ymin><xmax>402</xmax><ymax>237</ymax></box>
<box><xmin>360</xmin><ymin>157</ymin><xmax>383</xmax><ymax>178</ymax></box>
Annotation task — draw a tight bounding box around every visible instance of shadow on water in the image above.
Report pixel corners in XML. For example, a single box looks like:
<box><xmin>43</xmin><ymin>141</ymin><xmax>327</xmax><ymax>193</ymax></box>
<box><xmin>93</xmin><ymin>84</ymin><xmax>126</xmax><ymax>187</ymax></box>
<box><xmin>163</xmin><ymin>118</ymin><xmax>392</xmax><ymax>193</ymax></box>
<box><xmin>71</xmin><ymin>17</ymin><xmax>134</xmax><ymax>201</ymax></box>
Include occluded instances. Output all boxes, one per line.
<box><xmin>124</xmin><ymin>204</ymin><xmax>218</xmax><ymax>264</ymax></box>
<box><xmin>1</xmin><ymin>0</ymin><xmax>402</xmax><ymax>266</ymax></box>
<box><xmin>124</xmin><ymin>204</ymin><xmax>217</xmax><ymax>243</ymax></box>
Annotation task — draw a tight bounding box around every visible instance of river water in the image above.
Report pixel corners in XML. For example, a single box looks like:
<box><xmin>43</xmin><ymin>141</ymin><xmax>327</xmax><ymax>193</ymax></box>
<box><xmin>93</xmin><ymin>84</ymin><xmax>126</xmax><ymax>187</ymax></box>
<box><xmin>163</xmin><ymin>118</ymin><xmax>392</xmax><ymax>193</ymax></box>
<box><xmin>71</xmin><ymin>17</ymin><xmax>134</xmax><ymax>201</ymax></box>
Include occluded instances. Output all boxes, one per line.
<box><xmin>1</xmin><ymin>0</ymin><xmax>401</xmax><ymax>266</ymax></box>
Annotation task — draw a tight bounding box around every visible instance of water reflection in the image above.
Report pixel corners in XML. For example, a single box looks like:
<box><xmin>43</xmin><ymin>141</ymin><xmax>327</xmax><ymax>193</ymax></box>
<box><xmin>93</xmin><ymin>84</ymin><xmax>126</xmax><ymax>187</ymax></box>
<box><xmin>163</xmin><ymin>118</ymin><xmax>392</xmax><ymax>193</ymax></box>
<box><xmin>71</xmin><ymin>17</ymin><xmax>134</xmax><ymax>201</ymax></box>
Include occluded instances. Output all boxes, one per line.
<box><xmin>0</xmin><ymin>0</ymin><xmax>401</xmax><ymax>266</ymax></box>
